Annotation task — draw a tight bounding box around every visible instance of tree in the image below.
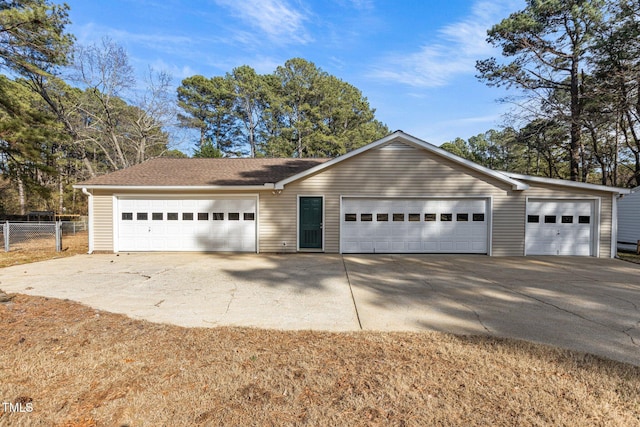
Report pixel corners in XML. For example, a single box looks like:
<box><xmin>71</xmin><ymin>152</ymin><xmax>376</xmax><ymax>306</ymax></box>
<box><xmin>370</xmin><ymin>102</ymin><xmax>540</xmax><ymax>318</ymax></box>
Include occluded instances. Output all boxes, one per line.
<box><xmin>517</xmin><ymin>119</ymin><xmax>568</xmax><ymax>178</ymax></box>
<box><xmin>229</xmin><ymin>65</ymin><xmax>267</xmax><ymax>158</ymax></box>
<box><xmin>0</xmin><ymin>0</ymin><xmax>73</xmax><ymax>76</ymax></box>
<box><xmin>272</xmin><ymin>58</ymin><xmax>323</xmax><ymax>157</ymax></box>
<box><xmin>70</xmin><ymin>38</ymin><xmax>171</xmax><ymax>172</ymax></box>
<box><xmin>267</xmin><ymin>58</ymin><xmax>387</xmax><ymax>157</ymax></box>
<box><xmin>192</xmin><ymin>140</ymin><xmax>223</xmax><ymax>158</ymax></box>
<box><xmin>176</xmin><ymin>58</ymin><xmax>388</xmax><ymax>158</ymax></box>
<box><xmin>0</xmin><ymin>0</ymin><xmax>76</xmax><ymax>203</ymax></box>
<box><xmin>477</xmin><ymin>0</ymin><xmax>605</xmax><ymax>181</ymax></box>
<box><xmin>441</xmin><ymin>129</ymin><xmax>521</xmax><ymax>172</ymax></box>
<box><xmin>177</xmin><ymin>74</ymin><xmax>238</xmax><ymax>155</ymax></box>
<box><xmin>590</xmin><ymin>0</ymin><xmax>640</xmax><ymax>186</ymax></box>
<box><xmin>0</xmin><ymin>75</ymin><xmax>66</xmax><ymax>214</ymax></box>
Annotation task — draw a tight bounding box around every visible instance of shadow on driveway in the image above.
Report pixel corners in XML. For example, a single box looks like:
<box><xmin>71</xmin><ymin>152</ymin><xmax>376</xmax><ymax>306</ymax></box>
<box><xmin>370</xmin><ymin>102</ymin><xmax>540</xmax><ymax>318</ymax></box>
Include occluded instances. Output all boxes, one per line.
<box><xmin>342</xmin><ymin>255</ymin><xmax>640</xmax><ymax>366</ymax></box>
<box><xmin>1</xmin><ymin>252</ymin><xmax>639</xmax><ymax>365</ymax></box>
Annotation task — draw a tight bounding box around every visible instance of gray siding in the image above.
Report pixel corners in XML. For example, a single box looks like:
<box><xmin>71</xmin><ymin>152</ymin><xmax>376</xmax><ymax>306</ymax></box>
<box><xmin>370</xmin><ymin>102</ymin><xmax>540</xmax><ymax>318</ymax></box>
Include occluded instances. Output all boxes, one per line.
<box><xmin>618</xmin><ymin>190</ymin><xmax>640</xmax><ymax>245</ymax></box>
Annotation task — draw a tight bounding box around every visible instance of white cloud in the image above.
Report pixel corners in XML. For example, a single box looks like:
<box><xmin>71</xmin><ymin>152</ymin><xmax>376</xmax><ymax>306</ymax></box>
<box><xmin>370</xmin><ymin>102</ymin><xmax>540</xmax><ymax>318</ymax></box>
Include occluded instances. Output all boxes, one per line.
<box><xmin>369</xmin><ymin>0</ymin><xmax>523</xmax><ymax>88</ymax></box>
<box><xmin>147</xmin><ymin>59</ymin><xmax>197</xmax><ymax>81</ymax></box>
<box><xmin>74</xmin><ymin>23</ymin><xmax>196</xmax><ymax>57</ymax></box>
<box><xmin>214</xmin><ymin>0</ymin><xmax>312</xmax><ymax>45</ymax></box>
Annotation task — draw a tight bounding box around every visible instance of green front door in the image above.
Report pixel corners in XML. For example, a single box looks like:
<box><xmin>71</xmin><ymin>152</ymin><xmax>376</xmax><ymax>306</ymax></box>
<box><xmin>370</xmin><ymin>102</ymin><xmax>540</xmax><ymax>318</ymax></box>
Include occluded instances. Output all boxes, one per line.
<box><xmin>299</xmin><ymin>197</ymin><xmax>323</xmax><ymax>249</ymax></box>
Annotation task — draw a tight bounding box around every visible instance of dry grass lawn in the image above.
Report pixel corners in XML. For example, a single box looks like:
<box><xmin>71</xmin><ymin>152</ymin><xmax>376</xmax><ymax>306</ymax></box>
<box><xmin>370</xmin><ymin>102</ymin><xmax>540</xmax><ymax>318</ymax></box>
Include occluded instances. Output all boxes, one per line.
<box><xmin>0</xmin><ymin>295</ymin><xmax>639</xmax><ymax>426</ymax></box>
<box><xmin>0</xmin><ymin>232</ymin><xmax>88</xmax><ymax>268</ymax></box>
<box><xmin>619</xmin><ymin>251</ymin><xmax>640</xmax><ymax>265</ymax></box>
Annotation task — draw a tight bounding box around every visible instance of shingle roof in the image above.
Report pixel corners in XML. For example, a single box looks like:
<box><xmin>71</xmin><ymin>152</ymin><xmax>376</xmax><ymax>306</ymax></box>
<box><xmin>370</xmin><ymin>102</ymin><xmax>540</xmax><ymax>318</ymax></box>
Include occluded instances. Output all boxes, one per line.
<box><xmin>78</xmin><ymin>158</ymin><xmax>331</xmax><ymax>186</ymax></box>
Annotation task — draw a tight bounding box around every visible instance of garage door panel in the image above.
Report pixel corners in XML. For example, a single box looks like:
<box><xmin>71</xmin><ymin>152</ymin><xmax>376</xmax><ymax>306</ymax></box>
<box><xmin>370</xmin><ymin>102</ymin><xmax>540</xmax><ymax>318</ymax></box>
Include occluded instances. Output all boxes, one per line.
<box><xmin>117</xmin><ymin>197</ymin><xmax>256</xmax><ymax>252</ymax></box>
<box><xmin>526</xmin><ymin>200</ymin><xmax>594</xmax><ymax>256</ymax></box>
<box><xmin>342</xmin><ymin>197</ymin><xmax>488</xmax><ymax>253</ymax></box>
<box><xmin>423</xmin><ymin>241</ymin><xmax>438</xmax><ymax>251</ymax></box>
<box><xmin>455</xmin><ymin>241</ymin><xmax>471</xmax><ymax>251</ymax></box>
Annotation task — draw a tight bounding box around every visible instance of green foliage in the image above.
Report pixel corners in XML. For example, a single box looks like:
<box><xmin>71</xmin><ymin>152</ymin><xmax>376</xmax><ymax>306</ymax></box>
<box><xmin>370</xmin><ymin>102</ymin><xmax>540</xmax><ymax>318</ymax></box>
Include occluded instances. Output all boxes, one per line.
<box><xmin>192</xmin><ymin>141</ymin><xmax>223</xmax><ymax>158</ymax></box>
<box><xmin>0</xmin><ymin>75</ymin><xmax>69</xmax><ymax>213</ymax></box>
<box><xmin>177</xmin><ymin>58</ymin><xmax>389</xmax><ymax>158</ymax></box>
<box><xmin>177</xmin><ymin>75</ymin><xmax>238</xmax><ymax>154</ymax></box>
<box><xmin>0</xmin><ymin>0</ymin><xmax>74</xmax><ymax>76</ymax></box>
<box><xmin>477</xmin><ymin>0</ymin><xmax>605</xmax><ymax>181</ymax></box>
<box><xmin>441</xmin><ymin>129</ymin><xmax>524</xmax><ymax>173</ymax></box>
<box><xmin>162</xmin><ymin>149</ymin><xmax>188</xmax><ymax>158</ymax></box>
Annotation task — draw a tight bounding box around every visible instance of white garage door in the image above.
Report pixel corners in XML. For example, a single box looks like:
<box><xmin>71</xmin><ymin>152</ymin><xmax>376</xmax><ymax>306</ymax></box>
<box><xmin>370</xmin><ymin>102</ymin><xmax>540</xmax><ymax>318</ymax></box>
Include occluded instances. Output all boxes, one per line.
<box><xmin>341</xmin><ymin>198</ymin><xmax>488</xmax><ymax>253</ymax></box>
<box><xmin>525</xmin><ymin>200</ymin><xmax>594</xmax><ymax>256</ymax></box>
<box><xmin>116</xmin><ymin>197</ymin><xmax>256</xmax><ymax>252</ymax></box>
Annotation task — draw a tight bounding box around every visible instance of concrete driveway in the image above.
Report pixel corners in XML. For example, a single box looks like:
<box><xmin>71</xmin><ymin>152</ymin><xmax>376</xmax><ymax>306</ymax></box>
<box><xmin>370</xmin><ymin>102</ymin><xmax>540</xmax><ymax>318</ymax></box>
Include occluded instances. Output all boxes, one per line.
<box><xmin>1</xmin><ymin>253</ymin><xmax>639</xmax><ymax>366</ymax></box>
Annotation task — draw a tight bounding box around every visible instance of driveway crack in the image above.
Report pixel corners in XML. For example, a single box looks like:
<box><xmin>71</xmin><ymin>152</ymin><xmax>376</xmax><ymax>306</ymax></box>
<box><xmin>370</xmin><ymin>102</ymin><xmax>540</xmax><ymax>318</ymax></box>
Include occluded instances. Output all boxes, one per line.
<box><xmin>420</xmin><ymin>279</ymin><xmax>490</xmax><ymax>333</ymax></box>
<box><xmin>224</xmin><ymin>283</ymin><xmax>237</xmax><ymax>315</ymax></box>
<box><xmin>622</xmin><ymin>325</ymin><xmax>638</xmax><ymax>346</ymax></box>
<box><xmin>341</xmin><ymin>256</ymin><xmax>363</xmax><ymax>330</ymax></box>
<box><xmin>481</xmin><ymin>277</ymin><xmax>640</xmax><ymax>346</ymax></box>
<box><xmin>122</xmin><ymin>271</ymin><xmax>151</xmax><ymax>280</ymax></box>
<box><xmin>467</xmin><ymin>305</ymin><xmax>491</xmax><ymax>333</ymax></box>
<box><xmin>610</xmin><ymin>295</ymin><xmax>639</xmax><ymax>312</ymax></box>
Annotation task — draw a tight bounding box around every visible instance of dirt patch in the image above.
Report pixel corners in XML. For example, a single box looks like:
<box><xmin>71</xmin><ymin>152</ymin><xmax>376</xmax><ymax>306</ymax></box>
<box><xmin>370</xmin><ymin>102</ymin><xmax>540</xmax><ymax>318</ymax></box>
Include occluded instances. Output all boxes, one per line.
<box><xmin>0</xmin><ymin>232</ymin><xmax>88</xmax><ymax>268</ymax></box>
<box><xmin>1</xmin><ymin>295</ymin><xmax>639</xmax><ymax>426</ymax></box>
<box><xmin>619</xmin><ymin>251</ymin><xmax>640</xmax><ymax>265</ymax></box>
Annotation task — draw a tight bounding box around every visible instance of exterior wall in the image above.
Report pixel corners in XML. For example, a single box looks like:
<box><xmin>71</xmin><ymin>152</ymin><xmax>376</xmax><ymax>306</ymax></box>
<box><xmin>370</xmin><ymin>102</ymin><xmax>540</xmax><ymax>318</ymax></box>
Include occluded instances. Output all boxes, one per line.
<box><xmin>259</xmin><ymin>141</ymin><xmax>615</xmax><ymax>257</ymax></box>
<box><xmin>92</xmin><ymin>191</ymin><xmax>114</xmax><ymax>251</ymax></box>
<box><xmin>86</xmin><ymin>140</ymin><xmax>617</xmax><ymax>257</ymax></box>
<box><xmin>259</xmin><ymin>141</ymin><xmax>518</xmax><ymax>254</ymax></box>
<box><xmin>618</xmin><ymin>189</ymin><xmax>640</xmax><ymax>247</ymax></box>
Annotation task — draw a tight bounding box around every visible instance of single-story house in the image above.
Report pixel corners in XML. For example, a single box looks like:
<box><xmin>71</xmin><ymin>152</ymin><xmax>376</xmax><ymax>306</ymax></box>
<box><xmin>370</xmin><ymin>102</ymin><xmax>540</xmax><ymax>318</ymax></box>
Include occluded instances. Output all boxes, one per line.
<box><xmin>74</xmin><ymin>131</ymin><xmax>630</xmax><ymax>257</ymax></box>
<box><xmin>618</xmin><ymin>186</ymin><xmax>640</xmax><ymax>252</ymax></box>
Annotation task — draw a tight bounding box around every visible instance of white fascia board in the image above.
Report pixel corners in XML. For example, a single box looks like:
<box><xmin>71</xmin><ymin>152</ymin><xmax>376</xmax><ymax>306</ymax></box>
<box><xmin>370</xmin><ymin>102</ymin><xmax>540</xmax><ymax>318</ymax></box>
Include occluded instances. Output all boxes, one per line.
<box><xmin>503</xmin><ymin>172</ymin><xmax>631</xmax><ymax>195</ymax></box>
<box><xmin>274</xmin><ymin>131</ymin><xmax>529</xmax><ymax>191</ymax></box>
<box><xmin>73</xmin><ymin>183</ymin><xmax>275</xmax><ymax>191</ymax></box>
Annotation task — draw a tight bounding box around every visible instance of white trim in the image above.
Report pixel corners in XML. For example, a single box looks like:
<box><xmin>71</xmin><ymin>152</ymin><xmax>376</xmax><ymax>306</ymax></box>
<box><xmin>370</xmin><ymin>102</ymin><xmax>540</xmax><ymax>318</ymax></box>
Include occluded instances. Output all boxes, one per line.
<box><xmin>524</xmin><ymin>197</ymin><xmax>600</xmax><ymax>257</ymax></box>
<box><xmin>256</xmin><ymin>193</ymin><xmax>260</xmax><ymax>254</ymax></box>
<box><xmin>81</xmin><ymin>188</ymin><xmax>94</xmax><ymax>253</ymax></box>
<box><xmin>611</xmin><ymin>194</ymin><xmax>618</xmax><ymax>258</ymax></box>
<box><xmin>339</xmin><ymin>195</ymin><xmax>492</xmax><ymax>254</ymax></box>
<box><xmin>296</xmin><ymin>195</ymin><xmax>325</xmax><ymax>252</ymax></box>
<box><xmin>113</xmin><ymin>193</ymin><xmax>259</xmax><ymax>199</ymax></box>
<box><xmin>73</xmin><ymin>184</ymin><xmax>274</xmax><ymax>191</ymax></box>
<box><xmin>487</xmin><ymin>196</ymin><xmax>493</xmax><ymax>256</ymax></box>
<box><xmin>596</xmin><ymin>198</ymin><xmax>602</xmax><ymax>257</ymax></box>
<box><xmin>339</xmin><ymin>195</ymin><xmax>344</xmax><ymax>254</ymax></box>
<box><xmin>112</xmin><ymin>195</ymin><xmax>119</xmax><ymax>252</ymax></box>
<box><xmin>113</xmin><ymin>193</ymin><xmax>259</xmax><ymax>253</ymax></box>
<box><xmin>275</xmin><ymin>131</ymin><xmax>529</xmax><ymax>191</ymax></box>
<box><xmin>338</xmin><ymin>195</ymin><xmax>495</xmax><ymax>200</ymax></box>
<box><xmin>505</xmin><ymin>172</ymin><xmax>630</xmax><ymax>195</ymax></box>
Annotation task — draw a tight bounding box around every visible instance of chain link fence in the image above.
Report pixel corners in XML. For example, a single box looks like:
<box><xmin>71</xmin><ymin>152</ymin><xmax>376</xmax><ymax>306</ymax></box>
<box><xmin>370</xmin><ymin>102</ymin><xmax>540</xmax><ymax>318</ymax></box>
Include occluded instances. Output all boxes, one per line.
<box><xmin>2</xmin><ymin>222</ymin><xmax>62</xmax><ymax>252</ymax></box>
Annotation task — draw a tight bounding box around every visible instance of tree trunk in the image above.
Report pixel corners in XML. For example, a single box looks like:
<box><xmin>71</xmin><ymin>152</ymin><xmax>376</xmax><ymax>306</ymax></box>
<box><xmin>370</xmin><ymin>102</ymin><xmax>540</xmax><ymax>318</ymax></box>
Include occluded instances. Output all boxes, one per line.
<box><xmin>569</xmin><ymin>60</ymin><xmax>581</xmax><ymax>181</ymax></box>
<box><xmin>58</xmin><ymin>174</ymin><xmax>65</xmax><ymax>214</ymax></box>
<box><xmin>17</xmin><ymin>175</ymin><xmax>26</xmax><ymax>216</ymax></box>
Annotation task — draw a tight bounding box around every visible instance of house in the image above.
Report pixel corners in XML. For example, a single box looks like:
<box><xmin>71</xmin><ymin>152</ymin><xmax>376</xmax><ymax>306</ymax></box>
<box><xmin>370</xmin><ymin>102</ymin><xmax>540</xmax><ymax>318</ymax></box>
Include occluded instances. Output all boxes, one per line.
<box><xmin>74</xmin><ymin>131</ymin><xmax>630</xmax><ymax>257</ymax></box>
<box><xmin>618</xmin><ymin>187</ymin><xmax>640</xmax><ymax>252</ymax></box>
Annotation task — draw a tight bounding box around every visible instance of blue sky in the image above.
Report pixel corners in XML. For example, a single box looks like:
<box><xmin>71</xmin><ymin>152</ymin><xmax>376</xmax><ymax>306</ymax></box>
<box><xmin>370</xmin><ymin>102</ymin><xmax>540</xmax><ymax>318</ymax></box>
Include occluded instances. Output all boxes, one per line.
<box><xmin>63</xmin><ymin>0</ymin><xmax>525</xmax><ymax>150</ymax></box>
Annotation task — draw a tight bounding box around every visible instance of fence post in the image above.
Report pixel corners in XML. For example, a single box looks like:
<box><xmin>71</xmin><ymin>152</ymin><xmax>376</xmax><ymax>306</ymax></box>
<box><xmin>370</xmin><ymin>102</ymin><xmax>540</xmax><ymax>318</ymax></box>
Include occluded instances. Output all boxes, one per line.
<box><xmin>55</xmin><ymin>221</ymin><xmax>62</xmax><ymax>252</ymax></box>
<box><xmin>4</xmin><ymin>221</ymin><xmax>8</xmax><ymax>252</ymax></box>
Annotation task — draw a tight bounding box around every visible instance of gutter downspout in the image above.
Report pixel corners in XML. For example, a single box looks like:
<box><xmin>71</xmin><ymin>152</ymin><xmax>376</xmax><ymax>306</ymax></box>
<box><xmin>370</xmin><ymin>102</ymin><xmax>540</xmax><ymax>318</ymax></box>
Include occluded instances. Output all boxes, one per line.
<box><xmin>81</xmin><ymin>187</ymin><xmax>94</xmax><ymax>254</ymax></box>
